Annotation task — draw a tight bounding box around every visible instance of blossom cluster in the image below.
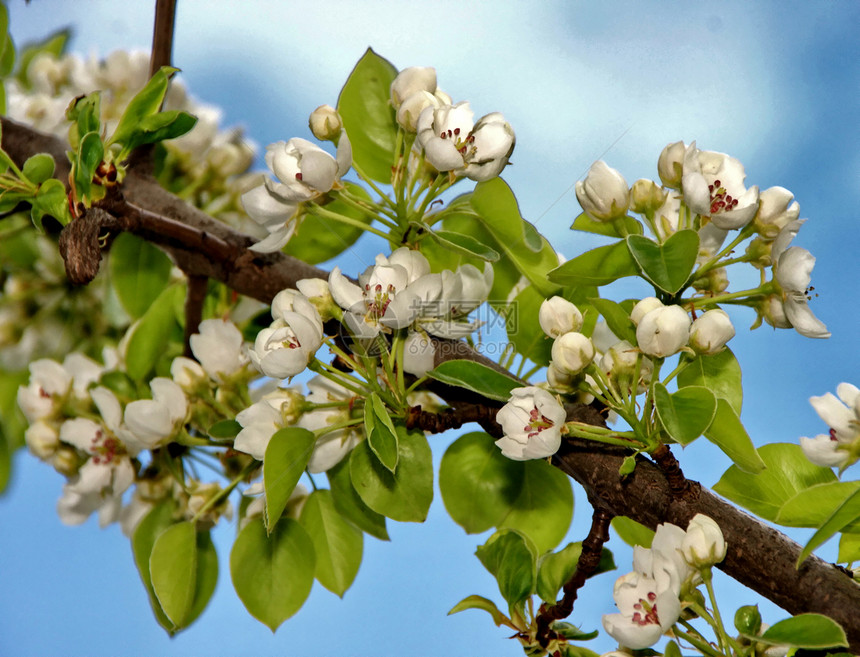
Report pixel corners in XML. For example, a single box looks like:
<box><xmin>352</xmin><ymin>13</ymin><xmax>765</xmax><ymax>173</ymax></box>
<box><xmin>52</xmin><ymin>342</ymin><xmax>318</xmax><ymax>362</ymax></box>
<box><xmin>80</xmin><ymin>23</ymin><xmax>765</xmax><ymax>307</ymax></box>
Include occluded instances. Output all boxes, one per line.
<box><xmin>603</xmin><ymin>514</ymin><xmax>726</xmax><ymax>649</ymax></box>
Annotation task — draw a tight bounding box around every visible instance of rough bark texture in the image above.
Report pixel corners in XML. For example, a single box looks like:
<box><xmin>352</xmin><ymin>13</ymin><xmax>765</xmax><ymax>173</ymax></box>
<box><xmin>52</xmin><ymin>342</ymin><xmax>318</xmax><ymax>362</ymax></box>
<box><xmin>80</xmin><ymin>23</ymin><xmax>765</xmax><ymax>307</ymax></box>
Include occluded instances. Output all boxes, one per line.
<box><xmin>3</xmin><ymin>116</ymin><xmax>859</xmax><ymax>652</ymax></box>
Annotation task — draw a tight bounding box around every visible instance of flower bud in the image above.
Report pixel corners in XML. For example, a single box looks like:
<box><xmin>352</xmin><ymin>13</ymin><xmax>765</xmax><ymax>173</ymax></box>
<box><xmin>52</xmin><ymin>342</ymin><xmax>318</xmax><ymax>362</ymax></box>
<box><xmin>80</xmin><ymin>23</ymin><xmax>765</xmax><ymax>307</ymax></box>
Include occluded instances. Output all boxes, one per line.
<box><xmin>734</xmin><ymin>604</ymin><xmax>762</xmax><ymax>636</ymax></box>
<box><xmin>575</xmin><ymin>161</ymin><xmax>629</xmax><ymax>222</ymax></box>
<box><xmin>396</xmin><ymin>91</ymin><xmax>441</xmax><ymax>132</ymax></box>
<box><xmin>600</xmin><ymin>340</ymin><xmax>653</xmax><ymax>394</ymax></box>
<box><xmin>539</xmin><ymin>296</ymin><xmax>583</xmax><ymax>338</ymax></box>
<box><xmin>636</xmin><ymin>305</ymin><xmax>691</xmax><ymax>358</ymax></box>
<box><xmin>296</xmin><ymin>278</ymin><xmax>337</xmax><ymax>321</ymax></box>
<box><xmin>753</xmin><ymin>186</ymin><xmax>799</xmax><ymax>240</ymax></box>
<box><xmin>658</xmin><ymin>140</ymin><xmax>686</xmax><ymax>188</ymax></box>
<box><xmin>546</xmin><ymin>362</ymin><xmax>576</xmax><ymax>393</ymax></box>
<box><xmin>691</xmin><ymin>265</ymin><xmax>729</xmax><ymax>294</ymax></box>
<box><xmin>308</xmin><ymin>104</ymin><xmax>343</xmax><ymax>142</ymax></box>
<box><xmin>52</xmin><ymin>445</ymin><xmax>81</xmax><ymax>477</ymax></box>
<box><xmin>390</xmin><ymin>66</ymin><xmax>436</xmax><ymax>108</ymax></box>
<box><xmin>681</xmin><ymin>514</ymin><xmax>727</xmax><ymax>568</ymax></box>
<box><xmin>744</xmin><ymin>237</ymin><xmax>773</xmax><ymax>270</ymax></box>
<box><xmin>25</xmin><ymin>420</ymin><xmax>59</xmax><ymax>460</ymax></box>
<box><xmin>689</xmin><ymin>309</ymin><xmax>735</xmax><ymax>355</ymax></box>
<box><xmin>551</xmin><ymin>332</ymin><xmax>594</xmax><ymax>375</ymax></box>
<box><xmin>630</xmin><ymin>297</ymin><xmax>664</xmax><ymax>326</ymax></box>
<box><xmin>630</xmin><ymin>178</ymin><xmax>667</xmax><ymax>214</ymax></box>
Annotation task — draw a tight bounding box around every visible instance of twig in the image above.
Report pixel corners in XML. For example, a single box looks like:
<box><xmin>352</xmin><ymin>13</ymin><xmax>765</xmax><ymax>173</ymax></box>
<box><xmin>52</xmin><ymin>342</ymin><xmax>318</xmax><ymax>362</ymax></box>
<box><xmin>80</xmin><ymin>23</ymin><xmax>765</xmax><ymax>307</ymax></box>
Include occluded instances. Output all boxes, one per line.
<box><xmin>650</xmin><ymin>442</ymin><xmax>693</xmax><ymax>497</ymax></box>
<box><xmin>405</xmin><ymin>404</ymin><xmax>500</xmax><ymax>434</ymax></box>
<box><xmin>150</xmin><ymin>0</ymin><xmax>177</xmax><ymax>76</ymax></box>
<box><xmin>183</xmin><ymin>274</ymin><xmax>208</xmax><ymax>356</ymax></box>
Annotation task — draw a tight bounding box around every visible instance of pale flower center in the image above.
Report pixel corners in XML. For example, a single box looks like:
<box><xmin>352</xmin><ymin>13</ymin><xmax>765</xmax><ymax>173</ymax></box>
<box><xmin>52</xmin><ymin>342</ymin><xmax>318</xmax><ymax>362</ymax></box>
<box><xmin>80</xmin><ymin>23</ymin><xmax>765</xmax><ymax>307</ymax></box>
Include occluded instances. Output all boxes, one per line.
<box><xmin>91</xmin><ymin>428</ymin><xmax>122</xmax><ymax>465</ymax></box>
<box><xmin>631</xmin><ymin>591</ymin><xmax>660</xmax><ymax>627</ymax></box>
<box><xmin>708</xmin><ymin>179</ymin><xmax>739</xmax><ymax>214</ymax></box>
<box><xmin>365</xmin><ymin>283</ymin><xmax>395</xmax><ymax>321</ymax></box>
<box><xmin>524</xmin><ymin>406</ymin><xmax>554</xmax><ymax>439</ymax></box>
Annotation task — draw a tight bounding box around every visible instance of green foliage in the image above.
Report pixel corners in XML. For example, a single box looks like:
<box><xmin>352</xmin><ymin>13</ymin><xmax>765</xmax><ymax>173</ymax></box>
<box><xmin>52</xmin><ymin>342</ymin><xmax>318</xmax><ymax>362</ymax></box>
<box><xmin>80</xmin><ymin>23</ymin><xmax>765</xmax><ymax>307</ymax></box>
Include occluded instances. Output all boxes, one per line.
<box><xmin>427</xmin><ymin>228</ymin><xmax>500</xmax><ymax>262</ymax></box>
<box><xmin>327</xmin><ymin>458</ymin><xmax>390</xmax><ymax>540</ymax></box>
<box><xmin>230</xmin><ymin>517</ymin><xmax>316</xmax><ymax>632</ymax></box>
<box><xmin>132</xmin><ymin>502</ymin><xmax>180</xmax><ymax>633</ymax></box>
<box><xmin>506</xmin><ymin>285</ymin><xmax>554</xmax><ymax>366</ymax></box>
<box><xmin>588</xmin><ymin>297</ymin><xmax>636</xmax><ymax>344</ymax></box>
<box><xmin>349</xmin><ymin>425</ymin><xmax>433</xmax><ymax>522</ymax></box>
<box><xmin>109</xmin><ymin>233</ymin><xmax>174</xmax><ymax>319</ymax></box>
<box><xmin>677</xmin><ymin>348</ymin><xmax>743</xmax><ymax>414</ymax></box>
<box><xmin>30</xmin><ymin>178</ymin><xmax>72</xmax><ymax>229</ymax></box>
<box><xmin>124</xmin><ymin>284</ymin><xmax>185</xmax><ymax>381</ymax></box>
<box><xmin>548</xmin><ymin>240</ymin><xmax>639</xmax><ymax>287</ymax></box>
<box><xmin>363</xmin><ymin>392</ymin><xmax>399</xmax><ymax>473</ymax></box>
<box><xmin>299</xmin><ymin>490</ymin><xmax>363</xmax><ymax>597</ymax></box>
<box><xmin>654</xmin><ymin>383</ymin><xmax>717</xmax><ymax>445</ymax></box>
<box><xmin>703</xmin><ymin>399</ymin><xmax>765</xmax><ymax>474</ymax></box>
<box><xmin>475</xmin><ymin>529</ymin><xmax>537</xmax><ymax>608</ymax></box>
<box><xmin>447</xmin><ymin>594</ymin><xmax>512</xmax><ymax>628</ymax></box>
<box><xmin>570</xmin><ymin>211</ymin><xmax>643</xmax><ymax>238</ymax></box>
<box><xmin>753</xmin><ymin>614</ymin><xmax>848</xmax><ymax>649</ymax></box>
<box><xmin>263</xmin><ymin>427</ymin><xmax>316</xmax><ymax>533</ymax></box>
<box><xmin>536</xmin><ymin>541</ymin><xmax>615</xmax><ymax>604</ymax></box>
<box><xmin>775</xmin><ymin>481</ymin><xmax>860</xmax><ymax>531</ymax></box>
<box><xmin>337</xmin><ymin>48</ymin><xmax>398</xmax><ymax>183</ymax></box>
<box><xmin>610</xmin><ymin>516</ymin><xmax>655</xmax><ymax>548</ymax></box>
<box><xmin>714</xmin><ymin>443</ymin><xmax>837</xmax><ymax>521</ymax></box>
<box><xmin>439</xmin><ymin>431</ymin><xmax>524</xmax><ymax>534</ymax></box>
<box><xmin>426</xmin><ymin>359</ymin><xmax>521</xmax><ymax>402</ymax></box>
<box><xmin>626</xmin><ymin>229</ymin><xmax>699</xmax><ymax>295</ymax></box>
<box><xmin>797</xmin><ymin>488</ymin><xmax>860</xmax><ymax>566</ymax></box>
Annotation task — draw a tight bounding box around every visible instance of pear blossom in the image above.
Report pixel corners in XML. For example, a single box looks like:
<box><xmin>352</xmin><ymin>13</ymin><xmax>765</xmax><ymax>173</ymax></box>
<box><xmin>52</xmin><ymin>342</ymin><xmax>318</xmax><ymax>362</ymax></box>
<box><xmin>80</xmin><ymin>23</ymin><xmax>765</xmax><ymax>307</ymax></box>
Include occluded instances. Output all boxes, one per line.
<box><xmin>495</xmin><ymin>387</ymin><xmax>566</xmax><ymax>460</ymax></box>
<box><xmin>17</xmin><ymin>354</ymin><xmax>102</xmax><ymax>423</ymax></box>
<box><xmin>390</xmin><ymin>66</ymin><xmax>437</xmax><ymax>108</ymax></box>
<box><xmin>602</xmin><ymin>570</ymin><xmax>681</xmax><ymax>649</ymax></box>
<box><xmin>753</xmin><ymin>186</ymin><xmax>800</xmax><ymax>240</ymax></box>
<box><xmin>402</xmin><ymin>330</ymin><xmax>436</xmax><ymax>377</ymax></box>
<box><xmin>800</xmin><ymin>382</ymin><xmax>860</xmax><ymax>469</ymax></box>
<box><xmin>189</xmin><ymin>319</ymin><xmax>250</xmax><ymax>382</ymax></box>
<box><xmin>551</xmin><ymin>332</ymin><xmax>595</xmax><ymax>376</ymax></box>
<box><xmin>636</xmin><ymin>305</ymin><xmax>691</xmax><ymax>358</ymax></box>
<box><xmin>539</xmin><ymin>297</ymin><xmax>583</xmax><ymax>338</ymax></box>
<box><xmin>630</xmin><ymin>297</ymin><xmax>664</xmax><ymax>327</ymax></box>
<box><xmin>575</xmin><ymin>161</ymin><xmax>629</xmax><ymax>223</ymax></box>
<box><xmin>123</xmin><ymin>378</ymin><xmax>188</xmax><ymax>453</ymax></box>
<box><xmin>630</xmin><ymin>179</ymin><xmax>666</xmax><ymax>215</ymax></box>
<box><xmin>688</xmin><ymin>309</ymin><xmax>735</xmax><ymax>355</ymax></box>
<box><xmin>681</xmin><ymin>514</ymin><xmax>727</xmax><ymax>568</ymax></box>
<box><xmin>170</xmin><ymin>356</ymin><xmax>208</xmax><ymax>391</ymax></box>
<box><xmin>234</xmin><ymin>387</ymin><xmax>305</xmax><ymax>461</ymax></box>
<box><xmin>681</xmin><ymin>142</ymin><xmax>759</xmax><ymax>230</ymax></box>
<box><xmin>418</xmin><ymin>263</ymin><xmax>493</xmax><ymax>338</ymax></box>
<box><xmin>249</xmin><ymin>305</ymin><xmax>324</xmax><ymax>379</ymax></box>
<box><xmin>330</xmin><ymin>263</ymin><xmax>417</xmax><ymax>338</ymax></box>
<box><xmin>308</xmin><ymin>104</ymin><xmax>342</xmax><ymax>142</ymax></box>
<box><xmin>25</xmin><ymin>421</ymin><xmax>60</xmax><ymax>461</ymax></box>
<box><xmin>265</xmin><ymin>137</ymin><xmax>351</xmax><ymax>203</ymax></box>
<box><xmin>770</xmin><ymin>220</ymin><xmax>829</xmax><ymax>338</ymax></box>
<box><xmin>657</xmin><ymin>140</ymin><xmax>686</xmax><ymax>189</ymax></box>
<box><xmin>601</xmin><ymin>340</ymin><xmax>654</xmax><ymax>395</ymax></box>
<box><xmin>416</xmin><ymin>102</ymin><xmax>515</xmax><ymax>181</ymax></box>
<box><xmin>297</xmin><ymin>376</ymin><xmax>362</xmax><ymax>473</ymax></box>
<box><xmin>241</xmin><ymin>183</ymin><xmax>299</xmax><ymax>253</ymax></box>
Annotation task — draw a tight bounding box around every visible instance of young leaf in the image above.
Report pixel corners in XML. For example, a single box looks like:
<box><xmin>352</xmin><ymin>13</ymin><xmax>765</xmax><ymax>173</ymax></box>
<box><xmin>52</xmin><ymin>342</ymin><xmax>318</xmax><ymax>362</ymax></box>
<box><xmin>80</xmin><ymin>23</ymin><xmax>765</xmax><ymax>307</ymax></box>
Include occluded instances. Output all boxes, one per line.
<box><xmin>124</xmin><ymin>284</ymin><xmax>184</xmax><ymax>381</ymax></box>
<box><xmin>299</xmin><ymin>490</ymin><xmax>363</xmax><ymax>597</ymax></box>
<box><xmin>183</xmin><ymin>530</ymin><xmax>219</xmax><ymax>630</ymax></box>
<box><xmin>447</xmin><ymin>594</ymin><xmax>513</xmax><ymax>628</ymax></box>
<box><xmin>611</xmin><ymin>516</ymin><xmax>655</xmax><ymax>548</ymax></box>
<box><xmin>775</xmin><ymin>481</ymin><xmax>860</xmax><ymax>530</ymax></box>
<box><xmin>439</xmin><ymin>431</ymin><xmax>524</xmax><ymax>534</ymax></box>
<box><xmin>426</xmin><ymin>359</ymin><xmax>521</xmax><ymax>402</ymax></box>
<box><xmin>109</xmin><ymin>65</ymin><xmax>179</xmax><ymax>147</ymax></box>
<box><xmin>283</xmin><ymin>182</ymin><xmax>373</xmax><ymax>264</ymax></box>
<box><xmin>326</xmin><ymin>458</ymin><xmax>390</xmax><ymax>540</ymax></box>
<box><xmin>31</xmin><ymin>178</ymin><xmax>72</xmax><ymax>229</ymax></box>
<box><xmin>704</xmin><ymin>399</ymin><xmax>765</xmax><ymax>474</ymax></box>
<box><xmin>757</xmin><ymin>614</ymin><xmax>848</xmax><ymax>649</ymax></box>
<box><xmin>121</xmin><ymin>110</ymin><xmax>198</xmax><ymax>152</ymax></box>
<box><xmin>588</xmin><ymin>297</ymin><xmax>636</xmax><ymax>344</ymax></box>
<box><xmin>653</xmin><ymin>383</ymin><xmax>717</xmax><ymax>445</ymax></box>
<box><xmin>677</xmin><ymin>348</ymin><xmax>743</xmax><ymax>414</ymax></box>
<box><xmin>207</xmin><ymin>419</ymin><xmax>242</xmax><ymax>439</ymax></box>
<box><xmin>22</xmin><ymin>153</ymin><xmax>55</xmax><ymax>185</ymax></box>
<box><xmin>838</xmin><ymin>532</ymin><xmax>860</xmax><ymax>563</ymax></box>
<box><xmin>497</xmin><ymin>459</ymin><xmax>573</xmax><ymax>554</ymax></box>
<box><xmin>230</xmin><ymin>517</ymin><xmax>316</xmax><ymax>632</ymax></box>
<box><xmin>625</xmin><ymin>230</ymin><xmax>699</xmax><ymax>295</ymax></box>
<box><xmin>149</xmin><ymin>521</ymin><xmax>198</xmax><ymax>629</ymax></box>
<box><xmin>263</xmin><ymin>427</ymin><xmax>316</xmax><ymax>533</ymax></box>
<box><xmin>713</xmin><ymin>443</ymin><xmax>836</xmax><ymax>521</ymax></box>
<box><xmin>73</xmin><ymin>132</ymin><xmax>104</xmax><ymax>202</ymax></box>
<box><xmin>337</xmin><ymin>48</ymin><xmax>398</xmax><ymax>183</ymax></box>
<box><xmin>547</xmin><ymin>240</ymin><xmax>639</xmax><ymax>287</ymax></box>
<box><xmin>109</xmin><ymin>232</ymin><xmax>174</xmax><ymax>319</ymax></box>
<box><xmin>349</xmin><ymin>425</ymin><xmax>433</xmax><ymax>522</ymax></box>
<box><xmin>475</xmin><ymin>529</ymin><xmax>537</xmax><ymax>608</ymax></box>
<box><xmin>570</xmin><ymin>212</ymin><xmax>643</xmax><ymax>237</ymax></box>
<box><xmin>364</xmin><ymin>392</ymin><xmax>398</xmax><ymax>473</ymax></box>
<box><xmin>428</xmin><ymin>228</ymin><xmax>501</xmax><ymax>262</ymax></box>
<box><xmin>536</xmin><ymin>542</ymin><xmax>583</xmax><ymax>603</ymax></box>
<box><xmin>797</xmin><ymin>488</ymin><xmax>860</xmax><ymax>566</ymax></box>
<box><xmin>132</xmin><ymin>503</ymin><xmax>177</xmax><ymax>633</ymax></box>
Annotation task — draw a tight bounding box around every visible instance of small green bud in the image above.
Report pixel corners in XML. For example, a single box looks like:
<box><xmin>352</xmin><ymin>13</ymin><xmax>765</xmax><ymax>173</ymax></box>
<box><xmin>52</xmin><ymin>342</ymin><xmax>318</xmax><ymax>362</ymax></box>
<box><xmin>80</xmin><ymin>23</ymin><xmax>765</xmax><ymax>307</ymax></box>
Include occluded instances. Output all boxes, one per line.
<box><xmin>734</xmin><ymin>604</ymin><xmax>762</xmax><ymax>636</ymax></box>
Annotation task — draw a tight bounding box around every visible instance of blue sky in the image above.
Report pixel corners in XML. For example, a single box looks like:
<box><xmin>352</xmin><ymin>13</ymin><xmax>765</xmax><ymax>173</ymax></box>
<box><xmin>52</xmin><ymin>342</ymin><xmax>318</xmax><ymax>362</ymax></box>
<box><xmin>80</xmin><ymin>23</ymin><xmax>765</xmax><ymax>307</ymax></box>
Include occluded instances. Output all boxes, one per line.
<box><xmin>1</xmin><ymin>2</ymin><xmax>858</xmax><ymax>655</ymax></box>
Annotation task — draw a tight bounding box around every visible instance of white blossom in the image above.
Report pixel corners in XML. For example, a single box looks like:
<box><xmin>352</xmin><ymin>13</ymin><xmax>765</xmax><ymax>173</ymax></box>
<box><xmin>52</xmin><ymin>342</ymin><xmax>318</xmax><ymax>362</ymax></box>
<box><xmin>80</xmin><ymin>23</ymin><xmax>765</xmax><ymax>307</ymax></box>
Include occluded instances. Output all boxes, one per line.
<box><xmin>575</xmin><ymin>161</ymin><xmax>629</xmax><ymax>222</ymax></box>
<box><xmin>635</xmin><ymin>305</ymin><xmax>691</xmax><ymax>358</ymax></box>
<box><xmin>800</xmin><ymin>382</ymin><xmax>860</xmax><ymax>469</ymax></box>
<box><xmin>495</xmin><ymin>387</ymin><xmax>566</xmax><ymax>460</ymax></box>
<box><xmin>189</xmin><ymin>319</ymin><xmax>250</xmax><ymax>382</ymax></box>
<box><xmin>297</xmin><ymin>377</ymin><xmax>362</xmax><ymax>473</ymax></box>
<box><xmin>539</xmin><ymin>297</ymin><xmax>583</xmax><ymax>338</ymax></box>
<box><xmin>551</xmin><ymin>332</ymin><xmax>595</xmax><ymax>376</ymax></box>
<box><xmin>688</xmin><ymin>309</ymin><xmax>735</xmax><ymax>355</ymax></box>
<box><xmin>681</xmin><ymin>514</ymin><xmax>727</xmax><ymax>568</ymax></box>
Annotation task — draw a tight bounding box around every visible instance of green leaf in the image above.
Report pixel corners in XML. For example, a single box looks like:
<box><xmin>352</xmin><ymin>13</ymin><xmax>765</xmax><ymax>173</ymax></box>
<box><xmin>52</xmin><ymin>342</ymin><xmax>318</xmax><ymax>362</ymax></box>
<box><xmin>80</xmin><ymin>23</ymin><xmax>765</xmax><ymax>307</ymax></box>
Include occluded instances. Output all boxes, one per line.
<box><xmin>263</xmin><ymin>427</ymin><xmax>316</xmax><ymax>533</ymax></box>
<box><xmin>299</xmin><ymin>490</ymin><xmax>363</xmax><ymax>597</ymax></box>
<box><xmin>0</xmin><ymin>426</ymin><xmax>11</xmax><ymax>496</ymax></box>
<box><xmin>337</xmin><ymin>48</ymin><xmax>398</xmax><ymax>183</ymax></box>
<box><xmin>611</xmin><ymin>516</ymin><xmax>655</xmax><ymax>548</ymax></box>
<box><xmin>654</xmin><ymin>383</ymin><xmax>717</xmax><ymax>445</ymax></box>
<box><xmin>326</xmin><ymin>458</ymin><xmax>389</xmax><ymax>540</ymax></box>
<box><xmin>364</xmin><ymin>392</ymin><xmax>398</xmax><ymax>473</ymax></box>
<box><xmin>677</xmin><ymin>348</ymin><xmax>743</xmax><ymax>414</ymax></box>
<box><xmin>798</xmin><ymin>488</ymin><xmax>860</xmax><ymax>565</ymax></box>
<box><xmin>471</xmin><ymin>178</ymin><xmax>560</xmax><ymax>296</ymax></box>
<box><xmin>428</xmin><ymin>228</ymin><xmax>501</xmax><ymax>262</ymax></box>
<box><xmin>124</xmin><ymin>284</ymin><xmax>184</xmax><ymax>381</ymax></box>
<box><xmin>283</xmin><ymin>182</ymin><xmax>373</xmax><ymax>264</ymax></box>
<box><xmin>22</xmin><ymin>153</ymin><xmax>55</xmax><ymax>185</ymax></box>
<box><xmin>349</xmin><ymin>425</ymin><xmax>433</xmax><ymax>522</ymax></box>
<box><xmin>498</xmin><ymin>459</ymin><xmax>573</xmax><ymax>554</ymax></box>
<box><xmin>426</xmin><ymin>359</ymin><xmax>521</xmax><ymax>402</ymax></box>
<box><xmin>183</xmin><ymin>530</ymin><xmax>218</xmax><ymax>629</ymax></box>
<box><xmin>447</xmin><ymin>594</ymin><xmax>512</xmax><ymax>628</ymax></box>
<box><xmin>713</xmin><ymin>443</ymin><xmax>837</xmax><ymax>521</ymax></box>
<box><xmin>30</xmin><ymin>178</ymin><xmax>71</xmax><ymax>229</ymax></box>
<box><xmin>537</xmin><ymin>542</ymin><xmax>582</xmax><ymax>603</ymax></box>
<box><xmin>67</xmin><ymin>93</ymin><xmax>102</xmax><ymax>144</ymax></box>
<box><xmin>439</xmin><ymin>431</ymin><xmax>523</xmax><ymax>534</ymax></box>
<box><xmin>109</xmin><ymin>65</ymin><xmax>179</xmax><ymax>147</ymax></box>
<box><xmin>150</xmin><ymin>522</ymin><xmax>197</xmax><ymax>628</ymax></box>
<box><xmin>123</xmin><ymin>110</ymin><xmax>197</xmax><ymax>152</ymax></box>
<box><xmin>0</xmin><ymin>369</ymin><xmax>28</xmax><ymax>455</ymax></box>
<box><xmin>588</xmin><ymin>297</ymin><xmax>636</xmax><ymax>344</ymax></box>
<box><xmin>131</xmin><ymin>502</ymin><xmax>177</xmax><ymax>633</ymax></box>
<box><xmin>207</xmin><ymin>419</ymin><xmax>241</xmax><ymax>439</ymax></box>
<box><xmin>109</xmin><ymin>232</ymin><xmax>174</xmax><ymax>319</ymax></box>
<box><xmin>476</xmin><ymin>530</ymin><xmax>537</xmax><ymax>608</ymax></box>
<box><xmin>505</xmin><ymin>285</ymin><xmax>553</xmax><ymax>366</ymax></box>
<box><xmin>758</xmin><ymin>614</ymin><xmax>848</xmax><ymax>649</ymax></box>
<box><xmin>230</xmin><ymin>517</ymin><xmax>316</xmax><ymax>632</ymax></box>
<box><xmin>775</xmin><ymin>481</ymin><xmax>860</xmax><ymax>530</ymax></box>
<box><xmin>570</xmin><ymin>212</ymin><xmax>643</xmax><ymax>238</ymax></box>
<box><xmin>626</xmin><ymin>230</ymin><xmax>699</xmax><ymax>294</ymax></box>
<box><xmin>551</xmin><ymin>622</ymin><xmax>600</xmax><ymax>641</ymax></box>
<box><xmin>704</xmin><ymin>399</ymin><xmax>765</xmax><ymax>473</ymax></box>
<box><xmin>838</xmin><ymin>532</ymin><xmax>860</xmax><ymax>563</ymax></box>
<box><xmin>73</xmin><ymin>132</ymin><xmax>105</xmax><ymax>202</ymax></box>
<box><xmin>547</xmin><ymin>240</ymin><xmax>639</xmax><ymax>287</ymax></box>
